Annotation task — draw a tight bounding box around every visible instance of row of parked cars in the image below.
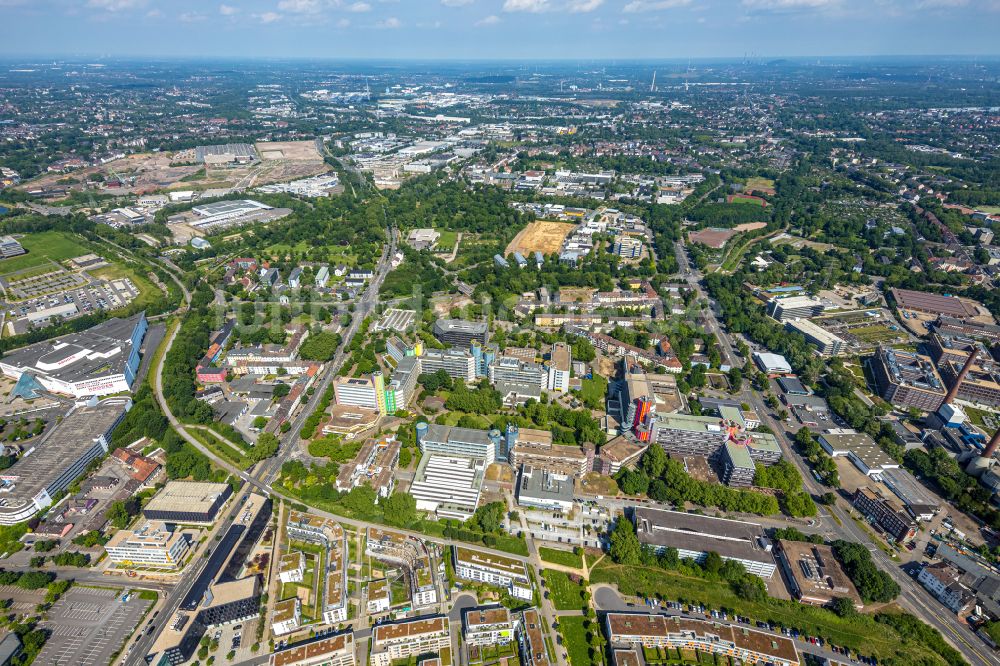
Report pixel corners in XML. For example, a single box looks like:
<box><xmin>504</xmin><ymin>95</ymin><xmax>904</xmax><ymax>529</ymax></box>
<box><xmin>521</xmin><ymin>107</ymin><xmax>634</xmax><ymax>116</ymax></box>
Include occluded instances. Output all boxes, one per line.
<box><xmin>643</xmin><ymin>597</ymin><xmax>880</xmax><ymax>665</ymax></box>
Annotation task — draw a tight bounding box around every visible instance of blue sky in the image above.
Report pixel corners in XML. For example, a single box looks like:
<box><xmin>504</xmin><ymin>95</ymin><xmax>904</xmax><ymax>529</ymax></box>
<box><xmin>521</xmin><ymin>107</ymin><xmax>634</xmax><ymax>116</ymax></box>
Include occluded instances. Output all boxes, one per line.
<box><xmin>0</xmin><ymin>0</ymin><xmax>997</xmax><ymax>59</ymax></box>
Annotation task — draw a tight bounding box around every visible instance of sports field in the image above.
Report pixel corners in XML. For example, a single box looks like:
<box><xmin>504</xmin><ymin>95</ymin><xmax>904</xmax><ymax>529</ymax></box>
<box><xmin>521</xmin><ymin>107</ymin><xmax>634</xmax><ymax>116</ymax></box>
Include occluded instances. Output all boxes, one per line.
<box><xmin>0</xmin><ymin>231</ymin><xmax>91</xmax><ymax>274</ymax></box>
<box><xmin>505</xmin><ymin>220</ymin><xmax>575</xmax><ymax>255</ymax></box>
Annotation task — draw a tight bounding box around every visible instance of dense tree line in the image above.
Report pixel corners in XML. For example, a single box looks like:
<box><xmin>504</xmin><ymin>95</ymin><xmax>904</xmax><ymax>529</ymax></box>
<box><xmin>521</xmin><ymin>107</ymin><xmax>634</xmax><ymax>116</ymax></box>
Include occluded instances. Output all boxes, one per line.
<box><xmin>831</xmin><ymin>540</ymin><xmax>900</xmax><ymax>603</ymax></box>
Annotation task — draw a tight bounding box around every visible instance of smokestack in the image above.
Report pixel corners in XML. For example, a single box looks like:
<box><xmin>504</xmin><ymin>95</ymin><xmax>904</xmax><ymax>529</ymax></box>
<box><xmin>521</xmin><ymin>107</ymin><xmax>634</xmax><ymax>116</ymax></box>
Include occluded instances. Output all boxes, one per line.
<box><xmin>943</xmin><ymin>349</ymin><xmax>979</xmax><ymax>406</ymax></box>
<box><xmin>982</xmin><ymin>428</ymin><xmax>1000</xmax><ymax>460</ymax></box>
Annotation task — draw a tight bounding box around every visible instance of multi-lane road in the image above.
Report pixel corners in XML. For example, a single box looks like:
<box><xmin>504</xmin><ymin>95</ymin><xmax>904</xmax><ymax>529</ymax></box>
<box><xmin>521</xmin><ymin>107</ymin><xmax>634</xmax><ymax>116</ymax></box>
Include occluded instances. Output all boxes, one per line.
<box><xmin>675</xmin><ymin>238</ymin><xmax>998</xmax><ymax>666</ymax></box>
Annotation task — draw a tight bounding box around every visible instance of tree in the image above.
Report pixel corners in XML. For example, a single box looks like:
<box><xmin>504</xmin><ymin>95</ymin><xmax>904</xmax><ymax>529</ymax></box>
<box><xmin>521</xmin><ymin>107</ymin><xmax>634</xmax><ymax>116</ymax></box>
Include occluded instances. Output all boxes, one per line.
<box><xmin>640</xmin><ymin>445</ymin><xmax>667</xmax><ymax>479</ymax></box>
<box><xmin>703</xmin><ymin>551</ymin><xmax>723</xmax><ymax>576</ymax></box>
<box><xmin>249</xmin><ymin>433</ymin><xmax>280</xmax><ymax>463</ymax></box>
<box><xmin>471</xmin><ymin>502</ymin><xmax>506</xmax><ymax>533</ymax></box>
<box><xmin>382</xmin><ymin>492</ymin><xmax>417</xmax><ymax>528</ymax></box>
<box><xmin>251</xmin><ymin>416</ymin><xmax>268</xmax><ymax>430</ymax></box>
<box><xmin>615</xmin><ymin>468</ymin><xmax>650</xmax><ymax>496</ymax></box>
<box><xmin>299</xmin><ymin>332</ymin><xmax>341</xmax><ymax>361</ymax></box>
<box><xmin>609</xmin><ymin>517</ymin><xmax>641</xmax><ymax>565</ymax></box>
<box><xmin>831</xmin><ymin>596</ymin><xmax>857</xmax><ymax>618</ymax></box>
<box><xmin>272</xmin><ymin>383</ymin><xmax>291</xmax><ymax>399</ymax></box>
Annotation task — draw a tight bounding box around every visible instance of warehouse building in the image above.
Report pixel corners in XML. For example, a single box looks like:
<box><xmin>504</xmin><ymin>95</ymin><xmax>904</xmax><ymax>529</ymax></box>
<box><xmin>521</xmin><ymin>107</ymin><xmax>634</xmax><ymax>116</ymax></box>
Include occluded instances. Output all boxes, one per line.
<box><xmin>775</xmin><ymin>539</ymin><xmax>863</xmax><ymax>608</ymax></box>
<box><xmin>632</xmin><ymin>507</ymin><xmax>777</xmax><ymax>578</ymax></box>
<box><xmin>890</xmin><ymin>288</ymin><xmax>979</xmax><ymax>319</ymax></box>
<box><xmin>143</xmin><ymin>481</ymin><xmax>233</xmax><ymax>525</ymax></box>
<box><xmin>786</xmin><ymin>319</ymin><xmax>846</xmax><ymax>356</ymax></box>
<box><xmin>0</xmin><ymin>312</ymin><xmax>147</xmax><ymax>398</ymax></box>
<box><xmin>753</xmin><ymin>351</ymin><xmax>793</xmax><ymax>374</ymax></box>
<box><xmin>195</xmin><ymin>143</ymin><xmax>258</xmax><ymax>165</ymax></box>
<box><xmin>818</xmin><ymin>431</ymin><xmax>899</xmax><ymax>479</ymax></box>
<box><xmin>0</xmin><ymin>396</ymin><xmax>131</xmax><ymax>525</ymax></box>
<box><xmin>870</xmin><ymin>346</ymin><xmax>946</xmax><ymax>411</ymax></box>
<box><xmin>0</xmin><ymin>236</ymin><xmax>25</xmax><ymax>258</ymax></box>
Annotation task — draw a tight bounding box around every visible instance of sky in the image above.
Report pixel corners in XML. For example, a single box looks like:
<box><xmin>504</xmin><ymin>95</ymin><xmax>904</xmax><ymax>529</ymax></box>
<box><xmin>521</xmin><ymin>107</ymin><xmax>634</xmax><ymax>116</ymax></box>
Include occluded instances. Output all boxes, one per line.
<box><xmin>0</xmin><ymin>0</ymin><xmax>997</xmax><ymax>60</ymax></box>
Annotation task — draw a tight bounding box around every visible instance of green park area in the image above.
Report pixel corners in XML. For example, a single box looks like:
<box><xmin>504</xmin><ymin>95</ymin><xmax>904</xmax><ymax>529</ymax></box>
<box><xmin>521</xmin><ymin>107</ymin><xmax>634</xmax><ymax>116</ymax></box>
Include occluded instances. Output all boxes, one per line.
<box><xmin>0</xmin><ymin>231</ymin><xmax>91</xmax><ymax>274</ymax></box>
<box><xmin>539</xmin><ymin>547</ymin><xmax>583</xmax><ymax>569</ymax></box>
<box><xmin>542</xmin><ymin>569</ymin><xmax>587</xmax><ymax>611</ymax></box>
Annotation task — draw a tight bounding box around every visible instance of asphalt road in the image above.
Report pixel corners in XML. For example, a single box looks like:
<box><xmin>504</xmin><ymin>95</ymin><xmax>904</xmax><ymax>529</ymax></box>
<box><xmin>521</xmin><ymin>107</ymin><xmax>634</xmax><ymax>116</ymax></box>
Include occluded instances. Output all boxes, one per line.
<box><xmin>676</xmin><ymin>239</ymin><xmax>998</xmax><ymax>666</ymax></box>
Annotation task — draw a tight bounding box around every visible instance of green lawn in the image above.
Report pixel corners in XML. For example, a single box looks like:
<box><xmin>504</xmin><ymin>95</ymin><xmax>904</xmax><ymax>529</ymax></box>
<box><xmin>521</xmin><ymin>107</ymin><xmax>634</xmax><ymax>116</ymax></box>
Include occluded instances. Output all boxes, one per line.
<box><xmin>542</xmin><ymin>569</ymin><xmax>585</xmax><ymax>611</ymax></box>
<box><xmin>539</xmin><ymin>547</ymin><xmax>583</xmax><ymax>569</ymax></box>
<box><xmin>578</xmin><ymin>376</ymin><xmax>607</xmax><ymax>409</ymax></box>
<box><xmin>436</xmin><ymin>230</ymin><xmax>458</xmax><ymax>252</ymax></box>
<box><xmin>0</xmin><ymin>231</ymin><xmax>91</xmax><ymax>273</ymax></box>
<box><xmin>557</xmin><ymin>616</ymin><xmax>596</xmax><ymax>666</ymax></box>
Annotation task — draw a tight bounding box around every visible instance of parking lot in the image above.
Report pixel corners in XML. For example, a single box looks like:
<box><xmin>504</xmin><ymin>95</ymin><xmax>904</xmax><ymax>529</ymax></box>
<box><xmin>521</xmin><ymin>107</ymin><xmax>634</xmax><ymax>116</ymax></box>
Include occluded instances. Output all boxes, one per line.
<box><xmin>35</xmin><ymin>586</ymin><xmax>152</xmax><ymax>666</ymax></box>
<box><xmin>4</xmin><ymin>277</ymin><xmax>138</xmax><ymax>328</ymax></box>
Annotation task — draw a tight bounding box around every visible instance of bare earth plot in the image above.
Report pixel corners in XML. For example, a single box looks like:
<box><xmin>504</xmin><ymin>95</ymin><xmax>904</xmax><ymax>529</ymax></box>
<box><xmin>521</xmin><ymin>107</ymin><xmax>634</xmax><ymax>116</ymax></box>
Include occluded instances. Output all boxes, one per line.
<box><xmin>505</xmin><ymin>220</ymin><xmax>576</xmax><ymax>256</ymax></box>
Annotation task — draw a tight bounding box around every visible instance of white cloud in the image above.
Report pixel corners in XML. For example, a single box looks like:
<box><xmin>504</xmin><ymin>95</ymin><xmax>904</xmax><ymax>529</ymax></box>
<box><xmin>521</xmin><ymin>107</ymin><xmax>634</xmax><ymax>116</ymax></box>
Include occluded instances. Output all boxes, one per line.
<box><xmin>915</xmin><ymin>0</ymin><xmax>967</xmax><ymax>6</ymax></box>
<box><xmin>503</xmin><ymin>0</ymin><xmax>551</xmax><ymax>11</ymax></box>
<box><xmin>441</xmin><ymin>0</ymin><xmax>473</xmax><ymax>5</ymax></box>
<box><xmin>277</xmin><ymin>0</ymin><xmax>321</xmax><ymax>13</ymax></box>
<box><xmin>336</xmin><ymin>17</ymin><xmax>351</xmax><ymax>26</ymax></box>
<box><xmin>741</xmin><ymin>0</ymin><xmax>836</xmax><ymax>9</ymax></box>
<box><xmin>86</xmin><ymin>0</ymin><xmax>146</xmax><ymax>11</ymax></box>
<box><xmin>145</xmin><ymin>8</ymin><xmax>162</xmax><ymax>17</ymax></box>
<box><xmin>375</xmin><ymin>15</ymin><xmax>401</xmax><ymax>27</ymax></box>
<box><xmin>568</xmin><ymin>0</ymin><xmax>603</xmax><ymax>10</ymax></box>
<box><xmin>179</xmin><ymin>11</ymin><xmax>205</xmax><ymax>22</ymax></box>
<box><xmin>219</xmin><ymin>3</ymin><xmax>238</xmax><ymax>15</ymax></box>
<box><xmin>255</xmin><ymin>11</ymin><xmax>283</xmax><ymax>22</ymax></box>
<box><xmin>347</xmin><ymin>1</ymin><xmax>371</xmax><ymax>10</ymax></box>
<box><xmin>623</xmin><ymin>0</ymin><xmax>690</xmax><ymax>11</ymax></box>
<box><xmin>475</xmin><ymin>13</ymin><xmax>501</xmax><ymax>24</ymax></box>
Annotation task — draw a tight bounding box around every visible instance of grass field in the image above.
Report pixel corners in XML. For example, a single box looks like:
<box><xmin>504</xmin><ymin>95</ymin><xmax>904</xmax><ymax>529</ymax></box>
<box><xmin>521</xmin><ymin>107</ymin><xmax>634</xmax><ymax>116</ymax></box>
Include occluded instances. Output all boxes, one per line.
<box><xmin>849</xmin><ymin>325</ymin><xmax>898</xmax><ymax>344</ymax></box>
<box><xmin>505</xmin><ymin>220</ymin><xmax>576</xmax><ymax>256</ymax></box>
<box><xmin>539</xmin><ymin>547</ymin><xmax>583</xmax><ymax>569</ymax></box>
<box><xmin>542</xmin><ymin>569</ymin><xmax>586</xmax><ymax>611</ymax></box>
<box><xmin>0</xmin><ymin>231</ymin><xmax>91</xmax><ymax>274</ymax></box>
<box><xmin>436</xmin><ymin>230</ymin><xmax>458</xmax><ymax>252</ymax></box>
<box><xmin>91</xmin><ymin>264</ymin><xmax>163</xmax><ymax>311</ymax></box>
<box><xmin>745</xmin><ymin>176</ymin><xmax>775</xmax><ymax>191</ymax></box>
<box><xmin>977</xmin><ymin>206</ymin><xmax>1000</xmax><ymax>215</ymax></box>
<box><xmin>578</xmin><ymin>376</ymin><xmax>607</xmax><ymax>409</ymax></box>
<box><xmin>557</xmin><ymin>616</ymin><xmax>595</xmax><ymax>666</ymax></box>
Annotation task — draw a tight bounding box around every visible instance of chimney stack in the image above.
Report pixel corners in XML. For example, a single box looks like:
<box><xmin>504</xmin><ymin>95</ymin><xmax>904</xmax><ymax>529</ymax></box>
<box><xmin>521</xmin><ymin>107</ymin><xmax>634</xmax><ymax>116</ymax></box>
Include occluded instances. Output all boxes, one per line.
<box><xmin>943</xmin><ymin>349</ymin><xmax>979</xmax><ymax>406</ymax></box>
<box><xmin>982</xmin><ymin>428</ymin><xmax>1000</xmax><ymax>460</ymax></box>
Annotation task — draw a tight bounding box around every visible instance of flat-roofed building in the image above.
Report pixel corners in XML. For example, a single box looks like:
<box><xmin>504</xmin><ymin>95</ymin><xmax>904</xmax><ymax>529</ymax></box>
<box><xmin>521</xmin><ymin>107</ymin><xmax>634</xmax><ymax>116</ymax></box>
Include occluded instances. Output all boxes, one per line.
<box><xmin>604</xmin><ymin>613</ymin><xmax>798</xmax><ymax>666</ymax></box>
<box><xmin>269</xmin><ymin>632</ymin><xmax>355</xmax><ymax>666</ymax></box>
<box><xmin>547</xmin><ymin>342</ymin><xmax>571</xmax><ymax>392</ymax></box>
<box><xmin>417</xmin><ymin>423</ymin><xmax>499</xmax><ymax>463</ymax></box>
<box><xmin>518</xmin><ymin>608</ymin><xmax>551</xmax><ymax>666</ymax></box>
<box><xmin>767</xmin><ymin>295</ymin><xmax>826</xmax><ymax>322</ymax></box>
<box><xmin>890</xmin><ymin>288</ymin><xmax>979</xmax><ymax>319</ymax></box>
<box><xmin>516</xmin><ymin>466</ymin><xmax>575</xmax><ymax>512</ymax></box>
<box><xmin>786</xmin><ymin>319</ymin><xmax>846</xmax><ymax>356</ymax></box>
<box><xmin>0</xmin><ymin>396</ymin><xmax>131</xmax><ymax>525</ymax></box>
<box><xmin>775</xmin><ymin>539</ymin><xmax>863</xmax><ymax>608</ymax></box>
<box><xmin>753</xmin><ymin>351</ymin><xmax>792</xmax><ymax>374</ymax></box>
<box><xmin>409</xmin><ymin>454</ymin><xmax>485</xmax><ymax>521</ymax></box>
<box><xmin>0</xmin><ymin>236</ymin><xmax>25</xmax><ymax>258</ymax></box>
<box><xmin>143</xmin><ymin>481</ymin><xmax>233</xmax><ymax>525</ymax></box>
<box><xmin>407</xmin><ymin>228</ymin><xmax>441</xmax><ymax>250</ymax></box>
<box><xmin>333</xmin><ymin>374</ymin><xmax>384</xmax><ymax>412</ymax></box>
<box><xmin>105</xmin><ymin>520</ymin><xmax>190</xmax><ymax>568</ymax></box>
<box><xmin>870</xmin><ymin>346</ymin><xmax>946</xmax><ymax>411</ymax></box>
<box><xmin>508</xmin><ymin>426</ymin><xmax>590</xmax><ymax>477</ymax></box>
<box><xmin>454</xmin><ymin>546</ymin><xmax>533</xmax><ymax>600</ymax></box>
<box><xmin>370</xmin><ymin>616</ymin><xmax>451</xmax><ymax>666</ymax></box>
<box><xmin>853</xmin><ymin>486</ymin><xmax>917</xmax><ymax>543</ymax></box>
<box><xmin>938</xmin><ymin>358</ymin><xmax>1000</xmax><ymax>408</ymax></box>
<box><xmin>334</xmin><ymin>436</ymin><xmax>400</xmax><ymax>499</ymax></box>
<box><xmin>271</xmin><ymin>598</ymin><xmax>300</xmax><ymax>636</ymax></box>
<box><xmin>366</xmin><ymin>579</ymin><xmax>390</xmax><ymax>614</ymax></box>
<box><xmin>463</xmin><ymin>605</ymin><xmax>515</xmax><ymax>647</ymax></box>
<box><xmin>489</xmin><ymin>356</ymin><xmax>546</xmax><ymax>392</ymax></box>
<box><xmin>0</xmin><ymin>312</ymin><xmax>147</xmax><ymax>398</ymax></box>
<box><xmin>597</xmin><ymin>437</ymin><xmax>648</xmax><ymax>476</ymax></box>
<box><xmin>433</xmin><ymin>318</ymin><xmax>488</xmax><ymax>347</ymax></box>
<box><xmin>420</xmin><ymin>347</ymin><xmax>476</xmax><ymax>382</ymax></box>
<box><xmin>819</xmin><ymin>431</ymin><xmax>899</xmax><ymax>479</ymax></box>
<box><xmin>633</xmin><ymin>507</ymin><xmax>776</xmax><ymax>578</ymax></box>
<box><xmin>277</xmin><ymin>552</ymin><xmax>305</xmax><ymax>584</ymax></box>
<box><xmin>322</xmin><ymin>404</ymin><xmax>380</xmax><ymax>439</ymax></box>
<box><xmin>283</xmin><ymin>511</ymin><xmax>348</xmax><ymax>624</ymax></box>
